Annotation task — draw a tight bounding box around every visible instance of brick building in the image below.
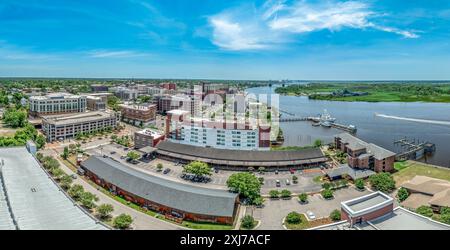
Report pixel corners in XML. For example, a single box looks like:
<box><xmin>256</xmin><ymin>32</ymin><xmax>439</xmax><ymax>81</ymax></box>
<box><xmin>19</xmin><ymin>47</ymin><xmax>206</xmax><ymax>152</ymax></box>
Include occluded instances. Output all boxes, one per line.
<box><xmin>335</xmin><ymin>133</ymin><xmax>396</xmax><ymax>172</ymax></box>
<box><xmin>119</xmin><ymin>104</ymin><xmax>156</xmax><ymax>126</ymax></box>
<box><xmin>134</xmin><ymin>129</ymin><xmax>165</xmax><ymax>149</ymax></box>
<box><xmin>81</xmin><ymin>156</ymin><xmax>239</xmax><ymax>225</ymax></box>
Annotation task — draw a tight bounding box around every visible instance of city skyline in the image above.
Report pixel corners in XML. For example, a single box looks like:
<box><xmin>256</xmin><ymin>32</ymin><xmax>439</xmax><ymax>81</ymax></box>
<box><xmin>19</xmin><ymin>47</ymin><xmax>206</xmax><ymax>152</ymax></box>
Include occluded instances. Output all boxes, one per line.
<box><xmin>1</xmin><ymin>0</ymin><xmax>450</xmax><ymax>80</ymax></box>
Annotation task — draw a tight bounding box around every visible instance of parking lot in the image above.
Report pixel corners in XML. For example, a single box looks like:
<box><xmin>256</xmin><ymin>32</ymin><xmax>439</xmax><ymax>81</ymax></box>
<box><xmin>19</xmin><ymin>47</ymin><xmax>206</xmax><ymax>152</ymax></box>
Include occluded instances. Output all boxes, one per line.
<box><xmin>251</xmin><ymin>188</ymin><xmax>371</xmax><ymax>230</ymax></box>
<box><xmin>86</xmin><ymin>143</ymin><xmax>326</xmax><ymax>194</ymax></box>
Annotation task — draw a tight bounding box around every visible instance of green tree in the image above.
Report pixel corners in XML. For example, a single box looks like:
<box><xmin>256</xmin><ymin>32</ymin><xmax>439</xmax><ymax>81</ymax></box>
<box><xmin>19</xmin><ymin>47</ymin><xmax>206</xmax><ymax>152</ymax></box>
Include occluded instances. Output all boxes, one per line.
<box><xmin>369</xmin><ymin>173</ymin><xmax>396</xmax><ymax>193</ymax></box>
<box><xmin>322</xmin><ymin>189</ymin><xmax>334</xmax><ymax>199</ymax></box>
<box><xmin>36</xmin><ymin>152</ymin><xmax>44</xmax><ymax>162</ymax></box>
<box><xmin>355</xmin><ymin>179</ymin><xmax>365</xmax><ymax>190</ymax></box>
<box><xmin>2</xmin><ymin>108</ymin><xmax>27</xmax><ymax>128</ymax></box>
<box><xmin>68</xmin><ymin>184</ymin><xmax>85</xmax><ymax>201</ymax></box>
<box><xmin>156</xmin><ymin>163</ymin><xmax>163</xmax><ymax>172</ymax></box>
<box><xmin>322</xmin><ymin>182</ymin><xmax>331</xmax><ymax>190</ymax></box>
<box><xmin>281</xmin><ymin>189</ymin><xmax>292</xmax><ymax>199</ymax></box>
<box><xmin>50</xmin><ymin>168</ymin><xmax>65</xmax><ymax>180</ymax></box>
<box><xmin>127</xmin><ymin>151</ymin><xmax>141</xmax><ymax>162</ymax></box>
<box><xmin>183</xmin><ymin>161</ymin><xmax>212</xmax><ymax>178</ymax></box>
<box><xmin>241</xmin><ymin>215</ymin><xmax>256</xmax><ymax>229</ymax></box>
<box><xmin>113</xmin><ymin>214</ymin><xmax>133</xmax><ymax>229</ymax></box>
<box><xmin>35</xmin><ymin>134</ymin><xmax>46</xmax><ymax>149</ymax></box>
<box><xmin>314</xmin><ymin>139</ymin><xmax>323</xmax><ymax>147</ymax></box>
<box><xmin>62</xmin><ymin>146</ymin><xmax>69</xmax><ymax>160</ymax></box>
<box><xmin>269</xmin><ymin>190</ymin><xmax>280</xmax><ymax>199</ymax></box>
<box><xmin>397</xmin><ymin>187</ymin><xmax>409</xmax><ymax>202</ymax></box>
<box><xmin>298</xmin><ymin>193</ymin><xmax>308</xmax><ymax>203</ymax></box>
<box><xmin>286</xmin><ymin>212</ymin><xmax>302</xmax><ymax>224</ymax></box>
<box><xmin>59</xmin><ymin>174</ymin><xmax>73</xmax><ymax>190</ymax></box>
<box><xmin>416</xmin><ymin>206</ymin><xmax>433</xmax><ymax>217</ymax></box>
<box><xmin>80</xmin><ymin>191</ymin><xmax>99</xmax><ymax>209</ymax></box>
<box><xmin>330</xmin><ymin>209</ymin><xmax>341</xmax><ymax>221</ymax></box>
<box><xmin>97</xmin><ymin>204</ymin><xmax>114</xmax><ymax>219</ymax></box>
<box><xmin>226</xmin><ymin>173</ymin><xmax>261</xmax><ymax>203</ymax></box>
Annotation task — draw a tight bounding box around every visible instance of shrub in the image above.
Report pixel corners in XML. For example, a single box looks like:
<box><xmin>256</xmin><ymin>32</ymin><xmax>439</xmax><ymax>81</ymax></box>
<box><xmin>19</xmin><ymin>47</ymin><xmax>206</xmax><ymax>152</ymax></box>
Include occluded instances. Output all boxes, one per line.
<box><xmin>286</xmin><ymin>212</ymin><xmax>302</xmax><ymax>224</ymax></box>
<box><xmin>397</xmin><ymin>187</ymin><xmax>409</xmax><ymax>202</ymax></box>
<box><xmin>97</xmin><ymin>204</ymin><xmax>114</xmax><ymax>219</ymax></box>
<box><xmin>68</xmin><ymin>184</ymin><xmax>85</xmax><ymax>201</ymax></box>
<box><xmin>241</xmin><ymin>215</ymin><xmax>256</xmax><ymax>229</ymax></box>
<box><xmin>280</xmin><ymin>189</ymin><xmax>292</xmax><ymax>199</ymax></box>
<box><xmin>80</xmin><ymin>191</ymin><xmax>99</xmax><ymax>209</ymax></box>
<box><xmin>253</xmin><ymin>196</ymin><xmax>264</xmax><ymax>207</ymax></box>
<box><xmin>269</xmin><ymin>190</ymin><xmax>280</xmax><ymax>199</ymax></box>
<box><xmin>298</xmin><ymin>193</ymin><xmax>308</xmax><ymax>203</ymax></box>
<box><xmin>416</xmin><ymin>206</ymin><xmax>433</xmax><ymax>217</ymax></box>
<box><xmin>355</xmin><ymin>179</ymin><xmax>365</xmax><ymax>190</ymax></box>
<box><xmin>156</xmin><ymin>163</ymin><xmax>163</xmax><ymax>171</ymax></box>
<box><xmin>321</xmin><ymin>189</ymin><xmax>334</xmax><ymax>199</ymax></box>
<box><xmin>322</xmin><ymin>182</ymin><xmax>331</xmax><ymax>190</ymax></box>
<box><xmin>369</xmin><ymin>173</ymin><xmax>396</xmax><ymax>193</ymax></box>
<box><xmin>330</xmin><ymin>209</ymin><xmax>341</xmax><ymax>221</ymax></box>
<box><xmin>258</xmin><ymin>177</ymin><xmax>264</xmax><ymax>185</ymax></box>
<box><xmin>113</xmin><ymin>214</ymin><xmax>133</xmax><ymax>229</ymax></box>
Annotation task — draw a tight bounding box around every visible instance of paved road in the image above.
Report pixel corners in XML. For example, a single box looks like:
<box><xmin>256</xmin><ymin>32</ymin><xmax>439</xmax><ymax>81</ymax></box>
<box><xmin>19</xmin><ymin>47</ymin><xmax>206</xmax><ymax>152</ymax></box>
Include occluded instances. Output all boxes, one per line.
<box><xmin>252</xmin><ymin>188</ymin><xmax>371</xmax><ymax>230</ymax></box>
<box><xmin>41</xmin><ymin>149</ymin><xmax>183</xmax><ymax>230</ymax></box>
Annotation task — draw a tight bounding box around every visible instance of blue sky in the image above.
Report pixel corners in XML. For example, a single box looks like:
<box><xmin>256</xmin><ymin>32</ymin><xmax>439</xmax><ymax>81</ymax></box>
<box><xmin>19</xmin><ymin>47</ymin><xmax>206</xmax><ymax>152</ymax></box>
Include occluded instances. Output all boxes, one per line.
<box><xmin>1</xmin><ymin>0</ymin><xmax>450</xmax><ymax>80</ymax></box>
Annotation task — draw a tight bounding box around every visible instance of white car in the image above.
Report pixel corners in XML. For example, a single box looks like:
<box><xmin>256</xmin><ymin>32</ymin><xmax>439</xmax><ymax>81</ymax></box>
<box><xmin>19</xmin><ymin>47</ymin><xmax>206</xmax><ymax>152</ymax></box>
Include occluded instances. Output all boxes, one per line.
<box><xmin>306</xmin><ymin>211</ymin><xmax>316</xmax><ymax>220</ymax></box>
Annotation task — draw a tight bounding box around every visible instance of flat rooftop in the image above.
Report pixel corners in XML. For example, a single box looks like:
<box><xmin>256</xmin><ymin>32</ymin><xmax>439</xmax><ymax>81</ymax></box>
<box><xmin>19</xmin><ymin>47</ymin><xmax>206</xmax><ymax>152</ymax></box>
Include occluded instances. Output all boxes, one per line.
<box><xmin>42</xmin><ymin>111</ymin><xmax>116</xmax><ymax>125</ymax></box>
<box><xmin>30</xmin><ymin>92</ymin><xmax>84</xmax><ymax>100</ymax></box>
<box><xmin>0</xmin><ymin>147</ymin><xmax>106</xmax><ymax>230</ymax></box>
<box><xmin>342</xmin><ymin>191</ymin><xmax>393</xmax><ymax>216</ymax></box>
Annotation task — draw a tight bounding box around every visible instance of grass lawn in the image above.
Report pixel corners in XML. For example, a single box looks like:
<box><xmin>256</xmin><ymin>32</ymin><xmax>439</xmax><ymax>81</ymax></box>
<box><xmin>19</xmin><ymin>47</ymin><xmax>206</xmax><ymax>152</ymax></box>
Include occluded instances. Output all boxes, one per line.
<box><xmin>284</xmin><ymin>214</ymin><xmax>310</xmax><ymax>230</ymax></box>
<box><xmin>392</xmin><ymin>160</ymin><xmax>450</xmax><ymax>186</ymax></box>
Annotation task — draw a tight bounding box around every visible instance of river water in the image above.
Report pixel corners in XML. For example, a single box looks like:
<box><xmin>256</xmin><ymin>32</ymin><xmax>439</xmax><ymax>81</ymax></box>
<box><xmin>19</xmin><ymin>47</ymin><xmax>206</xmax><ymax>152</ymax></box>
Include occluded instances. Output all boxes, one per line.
<box><xmin>246</xmin><ymin>85</ymin><xmax>450</xmax><ymax>167</ymax></box>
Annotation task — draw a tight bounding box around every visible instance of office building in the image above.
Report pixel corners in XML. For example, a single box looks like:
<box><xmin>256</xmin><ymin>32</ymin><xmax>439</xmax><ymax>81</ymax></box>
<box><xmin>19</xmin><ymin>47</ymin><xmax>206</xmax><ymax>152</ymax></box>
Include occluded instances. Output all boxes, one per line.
<box><xmin>29</xmin><ymin>93</ymin><xmax>86</xmax><ymax>117</ymax></box>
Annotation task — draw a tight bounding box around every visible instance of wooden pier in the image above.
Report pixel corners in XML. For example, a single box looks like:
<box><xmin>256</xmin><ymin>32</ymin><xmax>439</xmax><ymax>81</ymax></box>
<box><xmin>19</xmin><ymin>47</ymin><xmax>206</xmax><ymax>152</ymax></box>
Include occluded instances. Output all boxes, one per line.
<box><xmin>394</xmin><ymin>138</ymin><xmax>436</xmax><ymax>161</ymax></box>
<box><xmin>276</xmin><ymin>116</ymin><xmax>357</xmax><ymax>133</ymax></box>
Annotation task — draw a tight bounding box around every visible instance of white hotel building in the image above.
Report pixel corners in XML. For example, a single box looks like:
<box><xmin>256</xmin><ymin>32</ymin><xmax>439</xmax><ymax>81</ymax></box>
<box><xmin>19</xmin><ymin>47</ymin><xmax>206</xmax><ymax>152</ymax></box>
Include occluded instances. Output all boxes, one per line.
<box><xmin>165</xmin><ymin>110</ymin><xmax>271</xmax><ymax>151</ymax></box>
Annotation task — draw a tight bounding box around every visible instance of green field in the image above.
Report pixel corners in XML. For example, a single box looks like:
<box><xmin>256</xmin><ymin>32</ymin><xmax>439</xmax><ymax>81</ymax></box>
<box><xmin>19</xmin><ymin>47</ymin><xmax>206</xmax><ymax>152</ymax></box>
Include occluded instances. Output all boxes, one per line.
<box><xmin>392</xmin><ymin>161</ymin><xmax>450</xmax><ymax>186</ymax></box>
<box><xmin>275</xmin><ymin>82</ymin><xmax>450</xmax><ymax>103</ymax></box>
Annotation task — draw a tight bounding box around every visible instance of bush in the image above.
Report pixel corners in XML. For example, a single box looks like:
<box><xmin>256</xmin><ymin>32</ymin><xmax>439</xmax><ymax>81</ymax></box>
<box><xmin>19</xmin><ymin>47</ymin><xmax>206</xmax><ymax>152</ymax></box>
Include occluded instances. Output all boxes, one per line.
<box><xmin>369</xmin><ymin>173</ymin><xmax>396</xmax><ymax>193</ymax></box>
<box><xmin>68</xmin><ymin>184</ymin><xmax>85</xmax><ymax>201</ymax></box>
<box><xmin>322</xmin><ymin>182</ymin><xmax>331</xmax><ymax>190</ymax></box>
<box><xmin>355</xmin><ymin>179</ymin><xmax>365</xmax><ymax>190</ymax></box>
<box><xmin>269</xmin><ymin>190</ymin><xmax>280</xmax><ymax>199</ymax></box>
<box><xmin>286</xmin><ymin>212</ymin><xmax>302</xmax><ymax>224</ymax></box>
<box><xmin>397</xmin><ymin>187</ymin><xmax>409</xmax><ymax>202</ymax></box>
<box><xmin>258</xmin><ymin>177</ymin><xmax>264</xmax><ymax>185</ymax></box>
<box><xmin>59</xmin><ymin>174</ymin><xmax>73</xmax><ymax>190</ymax></box>
<box><xmin>241</xmin><ymin>215</ymin><xmax>256</xmax><ymax>229</ymax></box>
<box><xmin>156</xmin><ymin>163</ymin><xmax>163</xmax><ymax>171</ymax></box>
<box><xmin>280</xmin><ymin>189</ymin><xmax>292</xmax><ymax>199</ymax></box>
<box><xmin>416</xmin><ymin>206</ymin><xmax>433</xmax><ymax>217</ymax></box>
<box><xmin>321</xmin><ymin>189</ymin><xmax>334</xmax><ymax>199</ymax></box>
<box><xmin>97</xmin><ymin>204</ymin><xmax>114</xmax><ymax>219</ymax></box>
<box><xmin>253</xmin><ymin>196</ymin><xmax>264</xmax><ymax>207</ymax></box>
<box><xmin>330</xmin><ymin>209</ymin><xmax>341</xmax><ymax>221</ymax></box>
<box><xmin>298</xmin><ymin>193</ymin><xmax>308</xmax><ymax>203</ymax></box>
<box><xmin>113</xmin><ymin>214</ymin><xmax>133</xmax><ymax>229</ymax></box>
<box><xmin>80</xmin><ymin>191</ymin><xmax>99</xmax><ymax>209</ymax></box>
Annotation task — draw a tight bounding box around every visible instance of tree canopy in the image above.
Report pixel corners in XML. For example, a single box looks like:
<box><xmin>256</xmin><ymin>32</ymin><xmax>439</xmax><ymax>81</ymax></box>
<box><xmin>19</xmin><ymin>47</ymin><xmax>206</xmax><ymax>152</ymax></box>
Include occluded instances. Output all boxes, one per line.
<box><xmin>183</xmin><ymin>161</ymin><xmax>212</xmax><ymax>178</ymax></box>
<box><xmin>369</xmin><ymin>173</ymin><xmax>396</xmax><ymax>193</ymax></box>
<box><xmin>226</xmin><ymin>172</ymin><xmax>261</xmax><ymax>203</ymax></box>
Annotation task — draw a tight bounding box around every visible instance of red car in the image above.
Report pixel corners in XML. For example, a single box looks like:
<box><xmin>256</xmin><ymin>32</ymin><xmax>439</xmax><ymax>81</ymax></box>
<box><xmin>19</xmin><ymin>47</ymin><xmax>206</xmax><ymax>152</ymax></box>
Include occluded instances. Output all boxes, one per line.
<box><xmin>289</xmin><ymin>168</ymin><xmax>296</xmax><ymax>174</ymax></box>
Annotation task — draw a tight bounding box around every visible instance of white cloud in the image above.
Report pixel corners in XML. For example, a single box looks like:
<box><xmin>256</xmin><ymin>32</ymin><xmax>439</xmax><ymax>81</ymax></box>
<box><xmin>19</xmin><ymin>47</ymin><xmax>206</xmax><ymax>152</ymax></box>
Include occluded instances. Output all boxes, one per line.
<box><xmin>86</xmin><ymin>50</ymin><xmax>151</xmax><ymax>58</ymax></box>
<box><xmin>208</xmin><ymin>0</ymin><xmax>419</xmax><ymax>51</ymax></box>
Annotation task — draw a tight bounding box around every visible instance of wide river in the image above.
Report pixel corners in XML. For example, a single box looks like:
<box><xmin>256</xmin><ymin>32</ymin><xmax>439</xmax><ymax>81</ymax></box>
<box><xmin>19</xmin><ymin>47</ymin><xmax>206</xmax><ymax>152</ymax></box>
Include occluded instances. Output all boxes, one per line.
<box><xmin>246</xmin><ymin>85</ymin><xmax>450</xmax><ymax>167</ymax></box>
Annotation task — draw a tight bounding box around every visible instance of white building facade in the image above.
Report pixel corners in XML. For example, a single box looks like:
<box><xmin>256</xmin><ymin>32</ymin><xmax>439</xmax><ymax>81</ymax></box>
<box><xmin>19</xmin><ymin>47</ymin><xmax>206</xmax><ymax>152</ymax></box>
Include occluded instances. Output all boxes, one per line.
<box><xmin>29</xmin><ymin>93</ymin><xmax>86</xmax><ymax>117</ymax></box>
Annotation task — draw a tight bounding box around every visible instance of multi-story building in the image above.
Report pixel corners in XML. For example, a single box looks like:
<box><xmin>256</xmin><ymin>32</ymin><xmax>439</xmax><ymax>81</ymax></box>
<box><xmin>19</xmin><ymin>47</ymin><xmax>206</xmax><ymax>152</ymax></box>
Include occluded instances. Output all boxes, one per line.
<box><xmin>29</xmin><ymin>93</ymin><xmax>86</xmax><ymax>117</ymax></box>
<box><xmin>334</xmin><ymin>133</ymin><xmax>396</xmax><ymax>172</ymax></box>
<box><xmin>162</xmin><ymin>82</ymin><xmax>176</xmax><ymax>90</ymax></box>
<box><xmin>119</xmin><ymin>104</ymin><xmax>156</xmax><ymax>126</ymax></box>
<box><xmin>134</xmin><ymin>129</ymin><xmax>165</xmax><ymax>149</ymax></box>
<box><xmin>90</xmin><ymin>85</ymin><xmax>109</xmax><ymax>92</ymax></box>
<box><xmin>86</xmin><ymin>96</ymin><xmax>106</xmax><ymax>111</ymax></box>
<box><xmin>165</xmin><ymin>110</ymin><xmax>271</xmax><ymax>151</ymax></box>
<box><xmin>111</xmin><ymin>86</ymin><xmax>139</xmax><ymax>101</ymax></box>
<box><xmin>42</xmin><ymin>111</ymin><xmax>120</xmax><ymax>142</ymax></box>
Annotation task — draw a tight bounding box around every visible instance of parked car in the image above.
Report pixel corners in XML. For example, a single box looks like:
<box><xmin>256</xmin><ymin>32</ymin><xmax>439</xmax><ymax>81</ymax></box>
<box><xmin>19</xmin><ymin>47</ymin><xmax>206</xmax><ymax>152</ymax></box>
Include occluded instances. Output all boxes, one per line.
<box><xmin>77</xmin><ymin>168</ymin><xmax>85</xmax><ymax>176</ymax></box>
<box><xmin>120</xmin><ymin>155</ymin><xmax>126</xmax><ymax>159</ymax></box>
<box><xmin>70</xmin><ymin>174</ymin><xmax>78</xmax><ymax>179</ymax></box>
<box><xmin>286</xmin><ymin>179</ymin><xmax>291</xmax><ymax>185</ymax></box>
<box><xmin>163</xmin><ymin>168</ymin><xmax>171</xmax><ymax>174</ymax></box>
<box><xmin>275</xmin><ymin>170</ymin><xmax>279</xmax><ymax>175</ymax></box>
<box><xmin>276</xmin><ymin>180</ymin><xmax>281</xmax><ymax>187</ymax></box>
<box><xmin>124</xmin><ymin>147</ymin><xmax>129</xmax><ymax>151</ymax></box>
<box><xmin>289</xmin><ymin>168</ymin><xmax>296</xmax><ymax>174</ymax></box>
<box><xmin>214</xmin><ymin>168</ymin><xmax>219</xmax><ymax>173</ymax></box>
<box><xmin>306</xmin><ymin>211</ymin><xmax>316</xmax><ymax>220</ymax></box>
<box><xmin>110</xmin><ymin>151</ymin><xmax>116</xmax><ymax>155</ymax></box>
